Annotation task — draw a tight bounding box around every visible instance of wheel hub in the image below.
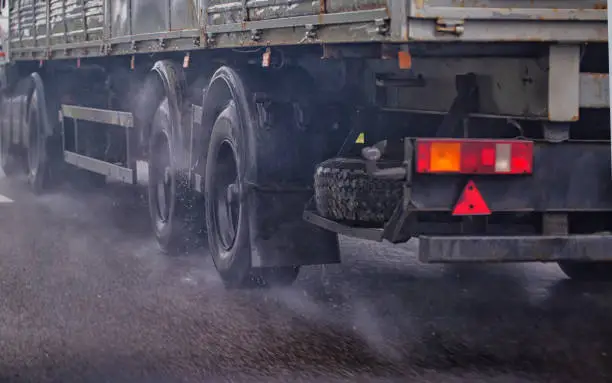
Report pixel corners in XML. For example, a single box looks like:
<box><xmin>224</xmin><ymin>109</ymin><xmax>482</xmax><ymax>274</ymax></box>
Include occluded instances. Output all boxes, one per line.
<box><xmin>214</xmin><ymin>142</ymin><xmax>240</xmax><ymax>253</ymax></box>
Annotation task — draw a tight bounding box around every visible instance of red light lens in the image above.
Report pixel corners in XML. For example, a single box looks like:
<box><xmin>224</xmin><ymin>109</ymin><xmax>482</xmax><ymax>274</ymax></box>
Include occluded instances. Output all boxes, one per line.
<box><xmin>510</xmin><ymin>141</ymin><xmax>532</xmax><ymax>174</ymax></box>
<box><xmin>416</xmin><ymin>141</ymin><xmax>431</xmax><ymax>173</ymax></box>
<box><xmin>415</xmin><ymin>139</ymin><xmax>533</xmax><ymax>175</ymax></box>
<box><xmin>481</xmin><ymin>147</ymin><xmax>495</xmax><ymax>167</ymax></box>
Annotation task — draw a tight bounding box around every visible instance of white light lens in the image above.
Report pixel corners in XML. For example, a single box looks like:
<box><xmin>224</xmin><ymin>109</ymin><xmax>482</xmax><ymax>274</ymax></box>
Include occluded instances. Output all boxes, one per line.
<box><xmin>495</xmin><ymin>143</ymin><xmax>511</xmax><ymax>172</ymax></box>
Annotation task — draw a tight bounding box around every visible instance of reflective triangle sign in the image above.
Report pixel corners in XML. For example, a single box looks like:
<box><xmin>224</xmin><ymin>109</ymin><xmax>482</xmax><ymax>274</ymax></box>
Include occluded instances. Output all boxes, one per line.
<box><xmin>452</xmin><ymin>180</ymin><xmax>491</xmax><ymax>216</ymax></box>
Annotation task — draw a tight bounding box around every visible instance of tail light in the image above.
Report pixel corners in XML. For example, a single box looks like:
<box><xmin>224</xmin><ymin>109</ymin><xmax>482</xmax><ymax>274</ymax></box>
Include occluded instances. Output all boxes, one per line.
<box><xmin>416</xmin><ymin>139</ymin><xmax>533</xmax><ymax>175</ymax></box>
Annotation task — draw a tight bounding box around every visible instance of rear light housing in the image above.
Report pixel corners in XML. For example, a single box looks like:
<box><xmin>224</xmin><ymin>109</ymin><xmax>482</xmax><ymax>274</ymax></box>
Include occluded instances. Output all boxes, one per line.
<box><xmin>416</xmin><ymin>139</ymin><xmax>533</xmax><ymax>175</ymax></box>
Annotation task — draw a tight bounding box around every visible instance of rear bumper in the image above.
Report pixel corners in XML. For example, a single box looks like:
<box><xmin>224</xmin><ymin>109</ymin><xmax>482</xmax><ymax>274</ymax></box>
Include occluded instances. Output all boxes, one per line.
<box><xmin>419</xmin><ymin>235</ymin><xmax>612</xmax><ymax>263</ymax></box>
<box><xmin>304</xmin><ymin>208</ymin><xmax>612</xmax><ymax>263</ymax></box>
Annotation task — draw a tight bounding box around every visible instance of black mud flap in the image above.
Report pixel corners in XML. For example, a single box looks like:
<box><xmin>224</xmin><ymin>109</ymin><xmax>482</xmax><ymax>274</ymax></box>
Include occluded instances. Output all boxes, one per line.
<box><xmin>249</xmin><ymin>190</ymin><xmax>341</xmax><ymax>268</ymax></box>
<box><xmin>419</xmin><ymin>235</ymin><xmax>612</xmax><ymax>263</ymax></box>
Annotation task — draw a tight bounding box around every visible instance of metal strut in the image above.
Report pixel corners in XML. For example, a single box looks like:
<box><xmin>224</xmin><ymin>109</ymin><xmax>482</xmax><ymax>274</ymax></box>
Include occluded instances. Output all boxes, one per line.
<box><xmin>60</xmin><ymin>104</ymin><xmax>137</xmax><ymax>184</ymax></box>
<box><xmin>435</xmin><ymin>73</ymin><xmax>479</xmax><ymax>138</ymax></box>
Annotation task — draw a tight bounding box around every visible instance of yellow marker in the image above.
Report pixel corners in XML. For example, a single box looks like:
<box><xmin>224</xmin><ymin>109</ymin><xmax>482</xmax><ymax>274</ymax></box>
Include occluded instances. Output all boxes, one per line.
<box><xmin>356</xmin><ymin>132</ymin><xmax>365</xmax><ymax>144</ymax></box>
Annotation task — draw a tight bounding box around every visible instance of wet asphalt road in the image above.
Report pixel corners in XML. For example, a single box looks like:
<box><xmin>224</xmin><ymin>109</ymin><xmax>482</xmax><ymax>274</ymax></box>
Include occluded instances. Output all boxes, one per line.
<box><xmin>0</xmin><ymin>172</ymin><xmax>611</xmax><ymax>383</ymax></box>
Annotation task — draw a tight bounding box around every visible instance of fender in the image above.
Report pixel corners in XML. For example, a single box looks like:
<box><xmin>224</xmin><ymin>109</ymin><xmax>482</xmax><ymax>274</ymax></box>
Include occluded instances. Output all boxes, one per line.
<box><xmin>14</xmin><ymin>73</ymin><xmax>54</xmax><ymax>150</ymax></box>
<box><xmin>200</xmin><ymin>66</ymin><xmax>340</xmax><ymax>268</ymax></box>
<box><xmin>150</xmin><ymin>60</ymin><xmax>189</xmax><ymax>168</ymax></box>
<box><xmin>8</xmin><ymin>76</ymin><xmax>34</xmax><ymax>149</ymax></box>
<box><xmin>200</xmin><ymin>67</ymin><xmax>258</xmax><ymax>191</ymax></box>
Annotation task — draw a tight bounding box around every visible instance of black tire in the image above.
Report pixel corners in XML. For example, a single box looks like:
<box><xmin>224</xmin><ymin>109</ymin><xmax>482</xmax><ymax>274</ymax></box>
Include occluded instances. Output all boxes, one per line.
<box><xmin>147</xmin><ymin>98</ymin><xmax>196</xmax><ymax>254</ymax></box>
<box><xmin>314</xmin><ymin>157</ymin><xmax>403</xmax><ymax>224</ymax></box>
<box><xmin>204</xmin><ymin>101</ymin><xmax>299</xmax><ymax>288</ymax></box>
<box><xmin>558</xmin><ymin>261</ymin><xmax>612</xmax><ymax>281</ymax></box>
<box><xmin>0</xmin><ymin>96</ymin><xmax>22</xmax><ymax>177</ymax></box>
<box><xmin>26</xmin><ymin>87</ymin><xmax>52</xmax><ymax>194</ymax></box>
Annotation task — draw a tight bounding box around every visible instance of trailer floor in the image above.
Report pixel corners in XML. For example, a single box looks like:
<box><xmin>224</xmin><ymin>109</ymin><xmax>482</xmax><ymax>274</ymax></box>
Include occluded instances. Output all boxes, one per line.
<box><xmin>0</xmin><ymin>172</ymin><xmax>608</xmax><ymax>383</ymax></box>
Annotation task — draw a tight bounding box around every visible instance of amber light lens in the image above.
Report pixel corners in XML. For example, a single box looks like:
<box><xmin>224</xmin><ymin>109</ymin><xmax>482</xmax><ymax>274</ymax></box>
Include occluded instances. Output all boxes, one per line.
<box><xmin>429</xmin><ymin>142</ymin><xmax>461</xmax><ymax>172</ymax></box>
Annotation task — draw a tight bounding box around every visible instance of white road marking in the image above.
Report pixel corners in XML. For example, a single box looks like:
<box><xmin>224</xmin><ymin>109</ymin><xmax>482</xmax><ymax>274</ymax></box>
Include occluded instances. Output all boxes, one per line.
<box><xmin>0</xmin><ymin>194</ymin><xmax>13</xmax><ymax>203</ymax></box>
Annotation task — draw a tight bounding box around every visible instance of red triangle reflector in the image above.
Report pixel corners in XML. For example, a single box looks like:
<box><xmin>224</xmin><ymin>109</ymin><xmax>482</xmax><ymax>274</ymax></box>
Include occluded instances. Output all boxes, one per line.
<box><xmin>452</xmin><ymin>180</ymin><xmax>491</xmax><ymax>216</ymax></box>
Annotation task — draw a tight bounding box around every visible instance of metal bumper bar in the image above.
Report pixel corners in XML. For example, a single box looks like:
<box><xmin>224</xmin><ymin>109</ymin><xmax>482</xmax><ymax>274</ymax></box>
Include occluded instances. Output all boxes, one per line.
<box><xmin>303</xmin><ymin>210</ymin><xmax>383</xmax><ymax>242</ymax></box>
<box><xmin>419</xmin><ymin>235</ymin><xmax>612</xmax><ymax>263</ymax></box>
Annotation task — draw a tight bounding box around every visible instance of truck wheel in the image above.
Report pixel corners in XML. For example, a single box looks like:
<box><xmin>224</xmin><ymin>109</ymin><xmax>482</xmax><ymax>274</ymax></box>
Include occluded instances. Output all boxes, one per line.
<box><xmin>147</xmin><ymin>98</ymin><xmax>192</xmax><ymax>254</ymax></box>
<box><xmin>314</xmin><ymin>157</ymin><xmax>403</xmax><ymax>224</ymax></box>
<box><xmin>26</xmin><ymin>87</ymin><xmax>52</xmax><ymax>194</ymax></box>
<box><xmin>205</xmin><ymin>101</ymin><xmax>299</xmax><ymax>288</ymax></box>
<box><xmin>557</xmin><ymin>261</ymin><xmax>612</xmax><ymax>281</ymax></box>
<box><xmin>1</xmin><ymin>95</ymin><xmax>22</xmax><ymax>177</ymax></box>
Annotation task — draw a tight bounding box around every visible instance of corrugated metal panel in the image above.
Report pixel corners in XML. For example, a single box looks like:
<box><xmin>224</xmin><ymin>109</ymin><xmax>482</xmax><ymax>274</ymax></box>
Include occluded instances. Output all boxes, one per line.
<box><xmin>9</xmin><ymin>0</ymin><xmax>36</xmax><ymax>48</ymax></box>
<box><xmin>205</xmin><ymin>0</ymin><xmax>386</xmax><ymax>24</ymax></box>
<box><xmin>10</xmin><ymin>0</ymin><xmax>104</xmax><ymax>51</ymax></box>
<box><xmin>85</xmin><ymin>0</ymin><xmax>104</xmax><ymax>41</ymax></box>
<box><xmin>34</xmin><ymin>0</ymin><xmax>47</xmax><ymax>47</ymax></box>
<box><xmin>49</xmin><ymin>0</ymin><xmax>66</xmax><ymax>45</ymax></box>
<box><xmin>410</xmin><ymin>0</ymin><xmax>607</xmax><ymax>21</ymax></box>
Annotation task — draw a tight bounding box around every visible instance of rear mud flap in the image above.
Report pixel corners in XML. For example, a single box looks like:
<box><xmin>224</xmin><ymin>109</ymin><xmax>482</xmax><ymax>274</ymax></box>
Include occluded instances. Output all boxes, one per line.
<box><xmin>249</xmin><ymin>190</ymin><xmax>341</xmax><ymax>268</ymax></box>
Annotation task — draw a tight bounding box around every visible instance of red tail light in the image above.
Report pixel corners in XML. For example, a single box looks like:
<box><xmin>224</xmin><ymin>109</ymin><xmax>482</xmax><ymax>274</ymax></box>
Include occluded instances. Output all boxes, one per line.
<box><xmin>416</xmin><ymin>139</ymin><xmax>533</xmax><ymax>175</ymax></box>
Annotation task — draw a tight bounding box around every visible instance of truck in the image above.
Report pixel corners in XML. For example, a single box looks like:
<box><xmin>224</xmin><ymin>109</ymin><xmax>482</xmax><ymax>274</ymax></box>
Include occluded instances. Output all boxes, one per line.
<box><xmin>0</xmin><ymin>0</ymin><xmax>611</xmax><ymax>287</ymax></box>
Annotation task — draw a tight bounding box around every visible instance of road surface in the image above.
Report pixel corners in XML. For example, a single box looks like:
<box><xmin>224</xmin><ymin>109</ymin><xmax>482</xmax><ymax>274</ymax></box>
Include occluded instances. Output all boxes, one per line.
<box><xmin>0</xmin><ymin>171</ymin><xmax>610</xmax><ymax>382</ymax></box>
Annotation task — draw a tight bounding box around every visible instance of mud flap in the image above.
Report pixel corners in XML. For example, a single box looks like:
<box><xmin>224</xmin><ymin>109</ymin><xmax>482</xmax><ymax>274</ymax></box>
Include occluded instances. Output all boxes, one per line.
<box><xmin>248</xmin><ymin>190</ymin><xmax>340</xmax><ymax>268</ymax></box>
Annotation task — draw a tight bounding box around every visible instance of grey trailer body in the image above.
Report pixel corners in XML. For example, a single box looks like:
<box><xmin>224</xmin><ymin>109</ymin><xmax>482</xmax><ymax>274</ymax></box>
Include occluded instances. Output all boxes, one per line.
<box><xmin>6</xmin><ymin>0</ymin><xmax>608</xmax><ymax>61</ymax></box>
<box><xmin>1</xmin><ymin>0</ymin><xmax>612</xmax><ymax>287</ymax></box>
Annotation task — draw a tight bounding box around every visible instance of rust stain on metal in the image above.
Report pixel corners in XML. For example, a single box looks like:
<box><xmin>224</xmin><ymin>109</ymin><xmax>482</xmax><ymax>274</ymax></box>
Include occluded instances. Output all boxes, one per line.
<box><xmin>587</xmin><ymin>73</ymin><xmax>608</xmax><ymax>79</ymax></box>
<box><xmin>594</xmin><ymin>3</ymin><xmax>607</xmax><ymax>9</ymax></box>
<box><xmin>415</xmin><ymin>0</ymin><xmax>424</xmax><ymax>10</ymax></box>
<box><xmin>319</xmin><ymin>0</ymin><xmax>326</xmax><ymax>14</ymax></box>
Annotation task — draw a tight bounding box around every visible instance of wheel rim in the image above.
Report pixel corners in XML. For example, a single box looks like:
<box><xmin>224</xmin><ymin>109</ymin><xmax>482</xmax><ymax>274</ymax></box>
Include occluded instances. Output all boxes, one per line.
<box><xmin>151</xmin><ymin>132</ymin><xmax>173</xmax><ymax>228</ymax></box>
<box><xmin>212</xmin><ymin>140</ymin><xmax>240</xmax><ymax>253</ymax></box>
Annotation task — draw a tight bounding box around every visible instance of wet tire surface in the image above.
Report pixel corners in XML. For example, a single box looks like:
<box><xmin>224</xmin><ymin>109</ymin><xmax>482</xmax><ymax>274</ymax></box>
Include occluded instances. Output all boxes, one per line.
<box><xmin>0</xmin><ymin>170</ymin><xmax>610</xmax><ymax>382</ymax></box>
